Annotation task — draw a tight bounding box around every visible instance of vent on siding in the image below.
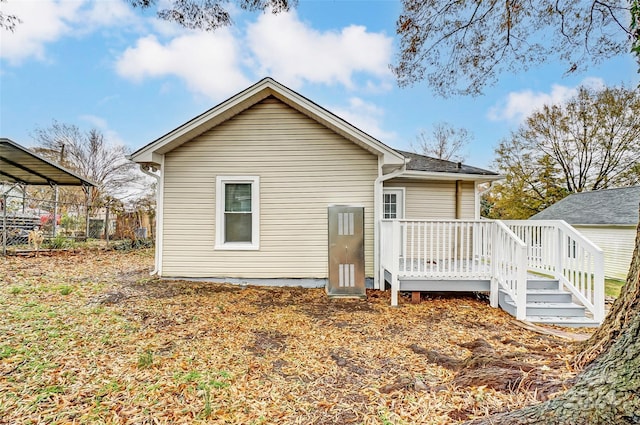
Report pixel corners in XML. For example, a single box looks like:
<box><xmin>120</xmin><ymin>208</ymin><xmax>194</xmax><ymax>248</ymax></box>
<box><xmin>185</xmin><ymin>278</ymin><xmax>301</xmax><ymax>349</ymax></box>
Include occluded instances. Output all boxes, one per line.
<box><xmin>338</xmin><ymin>212</ymin><xmax>354</xmax><ymax>235</ymax></box>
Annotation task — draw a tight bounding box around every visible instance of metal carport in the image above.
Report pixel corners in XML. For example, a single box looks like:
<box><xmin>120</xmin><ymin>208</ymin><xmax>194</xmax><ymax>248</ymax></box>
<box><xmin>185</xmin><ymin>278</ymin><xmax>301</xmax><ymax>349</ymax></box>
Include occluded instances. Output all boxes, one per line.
<box><xmin>1</xmin><ymin>138</ymin><xmax>95</xmax><ymax>254</ymax></box>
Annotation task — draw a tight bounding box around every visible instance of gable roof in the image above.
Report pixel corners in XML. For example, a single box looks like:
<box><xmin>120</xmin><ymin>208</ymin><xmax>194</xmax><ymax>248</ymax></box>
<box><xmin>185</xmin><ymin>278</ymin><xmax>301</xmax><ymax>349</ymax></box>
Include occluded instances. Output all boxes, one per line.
<box><xmin>129</xmin><ymin>77</ymin><xmax>405</xmax><ymax>169</ymax></box>
<box><xmin>530</xmin><ymin>186</ymin><xmax>640</xmax><ymax>226</ymax></box>
<box><xmin>0</xmin><ymin>138</ymin><xmax>94</xmax><ymax>187</ymax></box>
<box><xmin>129</xmin><ymin>77</ymin><xmax>500</xmax><ymax>181</ymax></box>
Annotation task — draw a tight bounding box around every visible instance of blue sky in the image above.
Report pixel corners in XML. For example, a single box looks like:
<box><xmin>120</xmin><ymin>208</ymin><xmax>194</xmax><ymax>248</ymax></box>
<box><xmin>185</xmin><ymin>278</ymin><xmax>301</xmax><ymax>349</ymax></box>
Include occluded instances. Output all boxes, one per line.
<box><xmin>0</xmin><ymin>0</ymin><xmax>637</xmax><ymax>169</ymax></box>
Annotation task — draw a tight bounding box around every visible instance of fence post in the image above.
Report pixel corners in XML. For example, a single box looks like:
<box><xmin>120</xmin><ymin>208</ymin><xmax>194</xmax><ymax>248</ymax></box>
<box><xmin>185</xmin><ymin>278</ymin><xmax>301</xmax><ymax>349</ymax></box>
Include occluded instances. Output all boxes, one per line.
<box><xmin>52</xmin><ymin>186</ymin><xmax>59</xmax><ymax>237</ymax></box>
<box><xmin>104</xmin><ymin>202</ymin><xmax>110</xmax><ymax>247</ymax></box>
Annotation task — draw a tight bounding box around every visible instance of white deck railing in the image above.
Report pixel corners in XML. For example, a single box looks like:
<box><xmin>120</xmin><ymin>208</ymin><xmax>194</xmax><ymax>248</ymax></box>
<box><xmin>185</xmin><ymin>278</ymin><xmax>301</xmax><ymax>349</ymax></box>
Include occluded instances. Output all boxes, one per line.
<box><xmin>506</xmin><ymin>220</ymin><xmax>605</xmax><ymax>322</ymax></box>
<box><xmin>492</xmin><ymin>221</ymin><xmax>528</xmax><ymax>320</ymax></box>
<box><xmin>380</xmin><ymin>219</ymin><xmax>528</xmax><ymax>318</ymax></box>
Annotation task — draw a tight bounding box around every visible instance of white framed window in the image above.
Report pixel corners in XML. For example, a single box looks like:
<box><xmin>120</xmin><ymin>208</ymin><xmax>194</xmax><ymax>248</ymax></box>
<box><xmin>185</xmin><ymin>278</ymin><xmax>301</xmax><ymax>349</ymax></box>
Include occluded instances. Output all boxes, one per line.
<box><xmin>215</xmin><ymin>176</ymin><xmax>260</xmax><ymax>250</ymax></box>
<box><xmin>383</xmin><ymin>188</ymin><xmax>404</xmax><ymax>219</ymax></box>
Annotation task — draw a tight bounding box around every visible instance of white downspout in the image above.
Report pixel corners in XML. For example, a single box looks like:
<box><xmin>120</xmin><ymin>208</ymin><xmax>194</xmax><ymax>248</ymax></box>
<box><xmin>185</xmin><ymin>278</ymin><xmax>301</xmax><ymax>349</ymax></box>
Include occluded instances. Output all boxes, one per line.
<box><xmin>139</xmin><ymin>161</ymin><xmax>163</xmax><ymax>276</ymax></box>
<box><xmin>373</xmin><ymin>158</ymin><xmax>408</xmax><ymax>290</ymax></box>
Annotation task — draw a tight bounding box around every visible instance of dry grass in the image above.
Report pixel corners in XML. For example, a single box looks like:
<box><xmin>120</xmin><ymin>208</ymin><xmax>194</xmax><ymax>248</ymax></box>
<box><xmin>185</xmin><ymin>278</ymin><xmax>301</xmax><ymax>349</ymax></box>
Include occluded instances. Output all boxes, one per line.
<box><xmin>0</xmin><ymin>249</ymin><xmax>582</xmax><ymax>424</ymax></box>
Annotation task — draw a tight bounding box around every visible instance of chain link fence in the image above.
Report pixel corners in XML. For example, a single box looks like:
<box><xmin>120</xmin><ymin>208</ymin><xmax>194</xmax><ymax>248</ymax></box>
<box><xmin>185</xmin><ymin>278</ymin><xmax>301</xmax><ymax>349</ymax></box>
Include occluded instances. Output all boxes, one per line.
<box><xmin>1</xmin><ymin>192</ymin><xmax>154</xmax><ymax>255</ymax></box>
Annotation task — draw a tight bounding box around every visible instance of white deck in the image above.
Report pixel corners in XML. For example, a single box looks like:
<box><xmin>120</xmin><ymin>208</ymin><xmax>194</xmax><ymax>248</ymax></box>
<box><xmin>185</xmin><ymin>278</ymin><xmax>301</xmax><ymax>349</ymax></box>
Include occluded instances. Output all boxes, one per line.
<box><xmin>379</xmin><ymin>219</ymin><xmax>605</xmax><ymax>324</ymax></box>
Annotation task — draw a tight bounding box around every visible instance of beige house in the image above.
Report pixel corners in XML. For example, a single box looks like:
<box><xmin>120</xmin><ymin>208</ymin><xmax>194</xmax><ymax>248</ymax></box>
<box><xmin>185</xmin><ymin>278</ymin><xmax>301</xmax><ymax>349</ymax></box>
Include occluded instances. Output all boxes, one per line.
<box><xmin>130</xmin><ymin>78</ymin><xmax>608</xmax><ymax>326</ymax></box>
<box><xmin>129</xmin><ymin>78</ymin><xmax>500</xmax><ymax>289</ymax></box>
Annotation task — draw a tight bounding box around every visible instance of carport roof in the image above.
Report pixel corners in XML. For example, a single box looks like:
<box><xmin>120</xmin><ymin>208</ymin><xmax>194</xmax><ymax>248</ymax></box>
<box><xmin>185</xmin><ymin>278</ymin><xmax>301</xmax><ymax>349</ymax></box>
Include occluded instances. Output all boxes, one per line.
<box><xmin>0</xmin><ymin>138</ymin><xmax>95</xmax><ymax>187</ymax></box>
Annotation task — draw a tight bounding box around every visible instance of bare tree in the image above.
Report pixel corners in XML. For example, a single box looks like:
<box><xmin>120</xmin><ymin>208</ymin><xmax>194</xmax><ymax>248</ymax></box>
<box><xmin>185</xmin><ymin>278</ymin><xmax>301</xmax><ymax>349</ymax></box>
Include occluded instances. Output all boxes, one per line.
<box><xmin>0</xmin><ymin>0</ymin><xmax>21</xmax><ymax>32</ymax></box>
<box><xmin>127</xmin><ymin>0</ymin><xmax>296</xmax><ymax>31</ymax></box>
<box><xmin>32</xmin><ymin>121</ymin><xmax>142</xmax><ymax>205</ymax></box>
<box><xmin>393</xmin><ymin>0</ymin><xmax>639</xmax><ymax>96</ymax></box>
<box><xmin>412</xmin><ymin>122</ymin><xmax>471</xmax><ymax>162</ymax></box>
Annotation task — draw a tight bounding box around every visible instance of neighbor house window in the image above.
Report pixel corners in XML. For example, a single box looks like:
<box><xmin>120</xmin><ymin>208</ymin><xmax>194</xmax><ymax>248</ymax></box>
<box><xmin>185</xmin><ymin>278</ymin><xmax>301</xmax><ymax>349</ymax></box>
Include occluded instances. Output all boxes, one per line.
<box><xmin>215</xmin><ymin>176</ymin><xmax>259</xmax><ymax>250</ymax></box>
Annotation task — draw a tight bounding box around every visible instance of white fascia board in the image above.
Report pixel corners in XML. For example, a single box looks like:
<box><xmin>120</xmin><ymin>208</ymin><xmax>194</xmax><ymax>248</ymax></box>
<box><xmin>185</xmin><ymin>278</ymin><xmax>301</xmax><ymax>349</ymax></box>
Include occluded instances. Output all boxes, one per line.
<box><xmin>397</xmin><ymin>170</ymin><xmax>504</xmax><ymax>182</ymax></box>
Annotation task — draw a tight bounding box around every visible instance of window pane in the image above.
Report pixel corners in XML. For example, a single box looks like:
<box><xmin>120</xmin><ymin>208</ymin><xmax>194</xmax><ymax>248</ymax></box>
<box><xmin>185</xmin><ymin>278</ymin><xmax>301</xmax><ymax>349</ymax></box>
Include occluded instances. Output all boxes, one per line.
<box><xmin>225</xmin><ymin>184</ymin><xmax>252</xmax><ymax>212</ymax></box>
<box><xmin>225</xmin><ymin>213</ymin><xmax>252</xmax><ymax>242</ymax></box>
<box><xmin>383</xmin><ymin>192</ymin><xmax>397</xmax><ymax>219</ymax></box>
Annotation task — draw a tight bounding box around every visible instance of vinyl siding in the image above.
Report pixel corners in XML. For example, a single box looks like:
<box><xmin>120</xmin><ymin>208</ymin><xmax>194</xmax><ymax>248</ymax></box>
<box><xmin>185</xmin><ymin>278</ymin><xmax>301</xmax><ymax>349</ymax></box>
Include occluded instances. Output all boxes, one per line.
<box><xmin>161</xmin><ymin>97</ymin><xmax>378</xmax><ymax>278</ymax></box>
<box><xmin>383</xmin><ymin>179</ymin><xmax>476</xmax><ymax>219</ymax></box>
<box><xmin>574</xmin><ymin>226</ymin><xmax>635</xmax><ymax>280</ymax></box>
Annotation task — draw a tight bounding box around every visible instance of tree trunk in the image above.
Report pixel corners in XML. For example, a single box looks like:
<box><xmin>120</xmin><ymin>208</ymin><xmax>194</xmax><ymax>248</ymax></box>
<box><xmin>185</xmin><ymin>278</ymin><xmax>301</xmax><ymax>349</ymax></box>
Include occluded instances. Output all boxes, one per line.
<box><xmin>465</xmin><ymin>212</ymin><xmax>640</xmax><ymax>425</ymax></box>
<box><xmin>573</xmin><ymin>207</ymin><xmax>640</xmax><ymax>368</ymax></box>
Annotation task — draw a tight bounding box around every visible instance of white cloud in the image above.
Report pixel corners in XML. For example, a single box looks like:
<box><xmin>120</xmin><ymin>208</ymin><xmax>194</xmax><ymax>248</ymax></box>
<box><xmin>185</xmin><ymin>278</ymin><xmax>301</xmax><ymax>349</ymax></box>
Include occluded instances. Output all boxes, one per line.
<box><xmin>488</xmin><ymin>77</ymin><xmax>606</xmax><ymax>122</ymax></box>
<box><xmin>114</xmin><ymin>11</ymin><xmax>394</xmax><ymax>100</ymax></box>
<box><xmin>330</xmin><ymin>97</ymin><xmax>397</xmax><ymax>143</ymax></box>
<box><xmin>115</xmin><ymin>31</ymin><xmax>251</xmax><ymax>99</ymax></box>
<box><xmin>0</xmin><ymin>0</ymin><xmax>138</xmax><ymax>65</ymax></box>
<box><xmin>246</xmin><ymin>11</ymin><xmax>393</xmax><ymax>90</ymax></box>
<box><xmin>1</xmin><ymin>0</ymin><xmax>82</xmax><ymax>64</ymax></box>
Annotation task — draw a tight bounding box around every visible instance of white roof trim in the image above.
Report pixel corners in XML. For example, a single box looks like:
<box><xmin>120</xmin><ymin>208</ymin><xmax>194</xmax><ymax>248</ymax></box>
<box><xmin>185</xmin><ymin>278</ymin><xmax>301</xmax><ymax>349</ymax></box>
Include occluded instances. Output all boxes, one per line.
<box><xmin>129</xmin><ymin>78</ymin><xmax>405</xmax><ymax>167</ymax></box>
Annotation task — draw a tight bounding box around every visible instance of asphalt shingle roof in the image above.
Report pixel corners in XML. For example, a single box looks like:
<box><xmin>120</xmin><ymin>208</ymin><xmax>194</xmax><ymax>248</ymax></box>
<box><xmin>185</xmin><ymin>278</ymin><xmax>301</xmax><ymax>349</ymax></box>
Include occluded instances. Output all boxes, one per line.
<box><xmin>396</xmin><ymin>150</ymin><xmax>499</xmax><ymax>176</ymax></box>
<box><xmin>530</xmin><ymin>186</ymin><xmax>640</xmax><ymax>225</ymax></box>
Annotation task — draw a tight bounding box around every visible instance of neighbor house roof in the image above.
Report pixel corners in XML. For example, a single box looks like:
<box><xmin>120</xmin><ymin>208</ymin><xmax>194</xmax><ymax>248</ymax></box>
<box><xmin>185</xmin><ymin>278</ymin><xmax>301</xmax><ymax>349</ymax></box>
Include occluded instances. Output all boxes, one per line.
<box><xmin>530</xmin><ymin>186</ymin><xmax>640</xmax><ymax>226</ymax></box>
<box><xmin>0</xmin><ymin>138</ymin><xmax>95</xmax><ymax>187</ymax></box>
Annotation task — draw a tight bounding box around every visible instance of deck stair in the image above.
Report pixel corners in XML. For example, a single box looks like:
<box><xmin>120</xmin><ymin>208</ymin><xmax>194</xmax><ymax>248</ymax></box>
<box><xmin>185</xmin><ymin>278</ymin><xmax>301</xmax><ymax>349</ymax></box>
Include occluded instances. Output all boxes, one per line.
<box><xmin>498</xmin><ymin>278</ymin><xmax>600</xmax><ymax>327</ymax></box>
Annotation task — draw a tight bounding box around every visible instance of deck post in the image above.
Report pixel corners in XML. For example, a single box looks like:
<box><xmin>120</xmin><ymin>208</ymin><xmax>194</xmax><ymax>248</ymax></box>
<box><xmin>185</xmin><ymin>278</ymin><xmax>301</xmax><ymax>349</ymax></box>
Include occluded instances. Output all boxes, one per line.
<box><xmin>593</xmin><ymin>250</ymin><xmax>605</xmax><ymax>323</ymax></box>
<box><xmin>489</xmin><ymin>222</ymin><xmax>499</xmax><ymax>308</ymax></box>
<box><xmin>390</xmin><ymin>220</ymin><xmax>401</xmax><ymax>307</ymax></box>
<box><xmin>555</xmin><ymin>226</ymin><xmax>564</xmax><ymax>290</ymax></box>
<box><xmin>516</xmin><ymin>244</ymin><xmax>528</xmax><ymax>321</ymax></box>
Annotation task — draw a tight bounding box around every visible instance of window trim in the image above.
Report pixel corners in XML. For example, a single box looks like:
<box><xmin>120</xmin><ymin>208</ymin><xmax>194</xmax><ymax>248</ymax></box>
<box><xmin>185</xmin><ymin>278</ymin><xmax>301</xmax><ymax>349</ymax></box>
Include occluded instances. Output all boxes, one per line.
<box><xmin>382</xmin><ymin>188</ymin><xmax>405</xmax><ymax>219</ymax></box>
<box><xmin>215</xmin><ymin>176</ymin><xmax>260</xmax><ymax>250</ymax></box>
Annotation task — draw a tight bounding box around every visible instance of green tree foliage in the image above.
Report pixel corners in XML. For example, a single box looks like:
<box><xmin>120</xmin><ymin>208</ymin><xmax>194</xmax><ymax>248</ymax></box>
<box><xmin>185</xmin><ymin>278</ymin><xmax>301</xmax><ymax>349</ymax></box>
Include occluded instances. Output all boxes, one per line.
<box><xmin>393</xmin><ymin>0</ymin><xmax>638</xmax><ymax>96</ymax></box>
<box><xmin>485</xmin><ymin>85</ymin><xmax>640</xmax><ymax>219</ymax></box>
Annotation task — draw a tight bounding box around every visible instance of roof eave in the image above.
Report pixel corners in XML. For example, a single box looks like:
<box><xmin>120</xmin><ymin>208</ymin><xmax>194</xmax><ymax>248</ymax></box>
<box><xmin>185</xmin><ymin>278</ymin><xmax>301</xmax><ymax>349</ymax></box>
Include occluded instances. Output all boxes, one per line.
<box><xmin>398</xmin><ymin>169</ymin><xmax>504</xmax><ymax>182</ymax></box>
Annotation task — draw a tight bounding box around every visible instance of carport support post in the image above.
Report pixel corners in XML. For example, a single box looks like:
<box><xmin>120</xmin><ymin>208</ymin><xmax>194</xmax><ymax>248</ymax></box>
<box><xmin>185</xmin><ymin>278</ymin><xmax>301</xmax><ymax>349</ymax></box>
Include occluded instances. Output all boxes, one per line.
<box><xmin>2</xmin><ymin>194</ymin><xmax>7</xmax><ymax>256</ymax></box>
<box><xmin>84</xmin><ymin>185</ymin><xmax>91</xmax><ymax>239</ymax></box>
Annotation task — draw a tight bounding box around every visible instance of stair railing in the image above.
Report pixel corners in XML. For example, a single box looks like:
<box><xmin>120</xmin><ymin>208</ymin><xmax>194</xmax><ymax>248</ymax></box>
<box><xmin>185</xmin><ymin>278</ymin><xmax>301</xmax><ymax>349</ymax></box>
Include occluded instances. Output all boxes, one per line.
<box><xmin>506</xmin><ymin>220</ymin><xmax>605</xmax><ymax>323</ymax></box>
<box><xmin>492</xmin><ymin>221</ymin><xmax>528</xmax><ymax>320</ymax></box>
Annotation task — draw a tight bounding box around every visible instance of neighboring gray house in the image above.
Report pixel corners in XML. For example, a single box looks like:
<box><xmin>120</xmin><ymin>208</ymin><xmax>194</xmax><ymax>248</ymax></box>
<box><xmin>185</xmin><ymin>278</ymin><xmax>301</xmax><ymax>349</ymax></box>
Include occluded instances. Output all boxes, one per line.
<box><xmin>531</xmin><ymin>186</ymin><xmax>640</xmax><ymax>280</ymax></box>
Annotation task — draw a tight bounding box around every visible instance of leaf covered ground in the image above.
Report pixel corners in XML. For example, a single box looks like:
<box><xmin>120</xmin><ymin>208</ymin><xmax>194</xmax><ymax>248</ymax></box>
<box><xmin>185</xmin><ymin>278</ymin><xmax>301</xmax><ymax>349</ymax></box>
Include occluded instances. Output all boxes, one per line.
<box><xmin>0</xmin><ymin>249</ymin><xmax>585</xmax><ymax>424</ymax></box>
